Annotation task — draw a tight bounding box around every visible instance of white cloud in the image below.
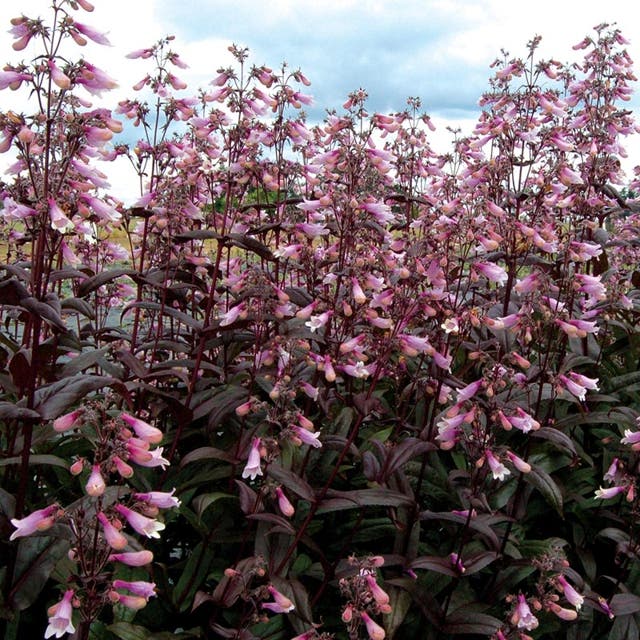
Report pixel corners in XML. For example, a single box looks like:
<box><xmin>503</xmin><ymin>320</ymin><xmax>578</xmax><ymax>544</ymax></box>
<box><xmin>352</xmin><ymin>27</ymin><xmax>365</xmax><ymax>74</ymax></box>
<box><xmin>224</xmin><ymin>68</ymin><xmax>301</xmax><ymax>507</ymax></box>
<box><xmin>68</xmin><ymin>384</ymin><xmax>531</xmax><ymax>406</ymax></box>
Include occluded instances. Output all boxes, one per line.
<box><xmin>0</xmin><ymin>0</ymin><xmax>638</xmax><ymax>193</ymax></box>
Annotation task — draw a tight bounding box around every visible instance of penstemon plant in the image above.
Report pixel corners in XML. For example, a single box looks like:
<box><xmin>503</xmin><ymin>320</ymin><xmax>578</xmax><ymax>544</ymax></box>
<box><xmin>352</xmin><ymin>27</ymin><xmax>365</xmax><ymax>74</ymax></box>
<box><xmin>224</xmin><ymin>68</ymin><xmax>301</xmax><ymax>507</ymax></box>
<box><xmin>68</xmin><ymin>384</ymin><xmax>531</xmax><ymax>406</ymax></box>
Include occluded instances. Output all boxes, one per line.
<box><xmin>2</xmin><ymin>2</ymin><xmax>640</xmax><ymax>639</ymax></box>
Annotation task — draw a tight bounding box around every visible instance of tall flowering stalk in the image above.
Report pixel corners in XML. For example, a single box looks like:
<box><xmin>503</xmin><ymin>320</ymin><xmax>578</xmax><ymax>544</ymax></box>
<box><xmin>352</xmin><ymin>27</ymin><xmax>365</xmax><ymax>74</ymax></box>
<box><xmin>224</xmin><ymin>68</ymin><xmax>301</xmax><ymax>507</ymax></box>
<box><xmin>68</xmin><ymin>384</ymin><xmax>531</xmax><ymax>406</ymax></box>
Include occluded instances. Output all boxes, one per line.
<box><xmin>8</xmin><ymin>403</ymin><xmax>179</xmax><ymax>639</ymax></box>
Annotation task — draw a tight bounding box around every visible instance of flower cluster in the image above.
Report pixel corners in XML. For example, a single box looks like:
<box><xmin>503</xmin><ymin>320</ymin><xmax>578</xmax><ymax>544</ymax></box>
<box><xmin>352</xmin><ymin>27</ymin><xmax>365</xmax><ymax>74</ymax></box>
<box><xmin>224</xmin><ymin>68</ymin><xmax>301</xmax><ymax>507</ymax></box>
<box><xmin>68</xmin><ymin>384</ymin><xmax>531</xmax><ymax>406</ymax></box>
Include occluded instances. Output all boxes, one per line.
<box><xmin>10</xmin><ymin>405</ymin><xmax>180</xmax><ymax>637</ymax></box>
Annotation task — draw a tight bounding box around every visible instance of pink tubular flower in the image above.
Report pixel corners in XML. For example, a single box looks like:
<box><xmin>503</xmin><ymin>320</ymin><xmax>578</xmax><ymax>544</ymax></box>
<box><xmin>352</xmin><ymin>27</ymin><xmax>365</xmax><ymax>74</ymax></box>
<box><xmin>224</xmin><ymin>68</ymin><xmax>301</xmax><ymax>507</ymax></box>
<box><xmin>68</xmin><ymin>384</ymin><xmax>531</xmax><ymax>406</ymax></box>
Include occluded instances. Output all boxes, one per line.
<box><xmin>548</xmin><ymin>601</ymin><xmax>578</xmax><ymax>621</ymax></box>
<box><xmin>48</xmin><ymin>199</ymin><xmax>73</xmax><ymax>233</ymax></box>
<box><xmin>112</xmin><ymin>579</ymin><xmax>156</xmax><ymax>600</ymax></box>
<box><xmin>555</xmin><ymin>318</ymin><xmax>599</xmax><ymax>339</ymax></box>
<box><xmin>620</xmin><ymin>429</ymin><xmax>640</xmax><ymax>449</ymax></box>
<box><xmin>45</xmin><ymin>589</ymin><xmax>75</xmax><ymax>639</ymax></box>
<box><xmin>73</xmin><ymin>21</ymin><xmax>111</xmax><ymax>46</ymax></box>
<box><xmin>508</xmin><ymin>408</ymin><xmax>540</xmax><ymax>433</ymax></box>
<box><xmin>506</xmin><ymin>451</ymin><xmax>531</xmax><ymax>473</ymax></box>
<box><xmin>557</xmin><ymin>575</ymin><xmax>584</xmax><ymax>610</ymax></box>
<box><xmin>262</xmin><ymin>585</ymin><xmax>295</xmax><ymax>613</ymax></box>
<box><xmin>111</xmin><ymin>592</ymin><xmax>147</xmax><ymax>610</ymax></box>
<box><xmin>48</xmin><ymin>59</ymin><xmax>71</xmax><ymax>90</ymax></box>
<box><xmin>365</xmin><ymin>574</ymin><xmax>390</xmax><ymax>606</ymax></box>
<box><xmin>511</xmin><ymin>594</ymin><xmax>539</xmax><ymax>630</ymax></box>
<box><xmin>595</xmin><ymin>485</ymin><xmax>626</xmax><ymax>500</ymax></box>
<box><xmin>76</xmin><ymin>61</ymin><xmax>117</xmax><ymax>95</ymax></box>
<box><xmin>275</xmin><ymin>487</ymin><xmax>295</xmax><ymax>517</ymax></box>
<box><xmin>360</xmin><ymin>610</ymin><xmax>386</xmax><ymax>640</ymax></box>
<box><xmin>242</xmin><ymin>437</ymin><xmax>263</xmax><ymax>480</ymax></box>
<box><xmin>10</xmin><ymin>504</ymin><xmax>59</xmax><ymax>541</ymax></box>
<box><xmin>134</xmin><ymin>489</ymin><xmax>181</xmax><ymax>509</ymax></box>
<box><xmin>97</xmin><ymin>512</ymin><xmax>128</xmax><ymax>550</ymax></box>
<box><xmin>457</xmin><ymin>380</ymin><xmax>483</xmax><ymax>403</ymax></box>
<box><xmin>129</xmin><ymin>445</ymin><xmax>170</xmax><ymax>469</ymax></box>
<box><xmin>474</xmin><ymin>261</ymin><xmax>508</xmax><ymax>285</ymax></box>
<box><xmin>112</xmin><ymin>455</ymin><xmax>134</xmax><ymax>478</ymax></box>
<box><xmin>292</xmin><ymin>426</ymin><xmax>322</xmax><ymax>448</ymax></box>
<box><xmin>85</xmin><ymin>464</ymin><xmax>106</xmax><ymax>496</ymax></box>
<box><xmin>604</xmin><ymin>458</ymin><xmax>620</xmax><ymax>483</ymax></box>
<box><xmin>53</xmin><ymin>409</ymin><xmax>82</xmax><ymax>432</ymax></box>
<box><xmin>0</xmin><ymin>70</ymin><xmax>32</xmax><ymax>90</ymax></box>
<box><xmin>109</xmin><ymin>550</ymin><xmax>154</xmax><ymax>566</ymax></box>
<box><xmin>115</xmin><ymin>504</ymin><xmax>165</xmax><ymax>538</ymax></box>
<box><xmin>558</xmin><ymin>372</ymin><xmax>599</xmax><ymax>401</ymax></box>
<box><xmin>121</xmin><ymin>412</ymin><xmax>163</xmax><ymax>444</ymax></box>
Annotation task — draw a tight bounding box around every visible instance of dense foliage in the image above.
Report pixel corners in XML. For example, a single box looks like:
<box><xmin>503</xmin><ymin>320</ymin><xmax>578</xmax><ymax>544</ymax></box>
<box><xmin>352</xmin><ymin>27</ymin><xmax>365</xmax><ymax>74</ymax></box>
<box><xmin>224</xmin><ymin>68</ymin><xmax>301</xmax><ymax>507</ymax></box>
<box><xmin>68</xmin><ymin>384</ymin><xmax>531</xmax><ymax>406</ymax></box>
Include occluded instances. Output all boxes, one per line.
<box><xmin>1</xmin><ymin>2</ymin><xmax>640</xmax><ymax>639</ymax></box>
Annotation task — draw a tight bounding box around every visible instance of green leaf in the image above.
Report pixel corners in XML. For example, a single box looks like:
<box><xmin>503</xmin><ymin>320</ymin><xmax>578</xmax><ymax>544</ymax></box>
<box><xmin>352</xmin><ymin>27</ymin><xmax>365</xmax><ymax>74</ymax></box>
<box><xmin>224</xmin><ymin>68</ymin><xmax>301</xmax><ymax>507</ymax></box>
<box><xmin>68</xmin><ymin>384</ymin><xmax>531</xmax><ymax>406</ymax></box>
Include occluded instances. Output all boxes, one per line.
<box><xmin>11</xmin><ymin>535</ymin><xmax>70</xmax><ymax>610</ymax></box>
<box><xmin>384</xmin><ymin>584</ymin><xmax>413</xmax><ymax>639</ymax></box>
<box><xmin>611</xmin><ymin>593</ymin><xmax>640</xmax><ymax>615</ymax></box>
<box><xmin>382</xmin><ymin>437</ymin><xmax>436</xmax><ymax>480</ymax></box>
<box><xmin>441</xmin><ymin>611</ymin><xmax>503</xmax><ymax>635</ymax></box>
<box><xmin>316</xmin><ymin>488</ymin><xmax>413</xmax><ymax>513</ymax></box>
<box><xmin>60</xmin><ymin>346</ymin><xmax>112</xmax><ymax>376</ymax></box>
<box><xmin>192</xmin><ymin>492</ymin><xmax>235</xmax><ymax>518</ymax></box>
<box><xmin>77</xmin><ymin>268</ymin><xmax>136</xmax><ymax>298</ymax></box>
<box><xmin>0</xmin><ymin>402</ymin><xmax>40</xmax><ymax>420</ymax></box>
<box><xmin>32</xmin><ymin>375</ymin><xmax>116</xmax><ymax>420</ymax></box>
<box><xmin>107</xmin><ymin>622</ymin><xmax>151</xmax><ymax>640</ymax></box>
<box><xmin>0</xmin><ymin>454</ymin><xmax>68</xmax><ymax>469</ymax></box>
<box><xmin>267</xmin><ymin>464</ymin><xmax>315</xmax><ymax>501</ymax></box>
<box><xmin>172</xmin><ymin>541</ymin><xmax>215</xmax><ymax>613</ymax></box>
<box><xmin>122</xmin><ymin>301</ymin><xmax>203</xmax><ymax>330</ymax></box>
<box><xmin>530</xmin><ymin>426</ymin><xmax>577</xmax><ymax>456</ymax></box>
<box><xmin>410</xmin><ymin>555</ymin><xmax>459</xmax><ymax>577</ymax></box>
<box><xmin>524</xmin><ymin>464</ymin><xmax>563</xmax><ymax>516</ymax></box>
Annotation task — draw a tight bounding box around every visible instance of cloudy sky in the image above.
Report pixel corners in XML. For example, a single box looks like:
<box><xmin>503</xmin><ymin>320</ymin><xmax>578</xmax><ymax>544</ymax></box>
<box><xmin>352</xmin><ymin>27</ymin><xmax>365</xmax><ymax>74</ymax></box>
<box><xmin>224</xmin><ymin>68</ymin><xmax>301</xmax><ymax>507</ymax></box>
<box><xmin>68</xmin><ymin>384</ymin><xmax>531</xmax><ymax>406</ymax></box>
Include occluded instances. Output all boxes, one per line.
<box><xmin>1</xmin><ymin>0</ymin><xmax>639</xmax><ymax>197</ymax></box>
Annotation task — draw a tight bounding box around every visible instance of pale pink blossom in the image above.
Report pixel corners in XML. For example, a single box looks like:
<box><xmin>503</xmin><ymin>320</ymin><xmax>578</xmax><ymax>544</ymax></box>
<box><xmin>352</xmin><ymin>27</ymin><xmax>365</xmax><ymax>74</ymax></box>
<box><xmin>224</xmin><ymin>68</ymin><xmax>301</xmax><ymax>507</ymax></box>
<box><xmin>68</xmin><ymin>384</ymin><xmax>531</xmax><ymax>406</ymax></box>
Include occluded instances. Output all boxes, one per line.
<box><xmin>474</xmin><ymin>261</ymin><xmax>508</xmax><ymax>285</ymax></box>
<box><xmin>48</xmin><ymin>199</ymin><xmax>74</xmax><ymax>233</ymax></box>
<box><xmin>121</xmin><ymin>412</ymin><xmax>163</xmax><ymax>444</ymax></box>
<box><xmin>134</xmin><ymin>489</ymin><xmax>181</xmax><ymax>509</ymax></box>
<box><xmin>305</xmin><ymin>311</ymin><xmax>332</xmax><ymax>332</ymax></box>
<box><xmin>342</xmin><ymin>361</ymin><xmax>374</xmax><ymax>379</ymax></box>
<box><xmin>511</xmin><ymin>594</ymin><xmax>539</xmax><ymax>630</ymax></box>
<box><xmin>557</xmin><ymin>575</ymin><xmax>584</xmax><ymax>610</ymax></box>
<box><xmin>45</xmin><ymin>589</ymin><xmax>75</xmax><ymax>638</ymax></box>
<box><xmin>111</xmin><ymin>592</ymin><xmax>147</xmax><ymax>610</ymax></box>
<box><xmin>115</xmin><ymin>504</ymin><xmax>165</xmax><ymax>538</ymax></box>
<box><xmin>73</xmin><ymin>21</ymin><xmax>111</xmax><ymax>45</ymax></box>
<box><xmin>109</xmin><ymin>550</ymin><xmax>154</xmax><ymax>566</ymax></box>
<box><xmin>128</xmin><ymin>444</ymin><xmax>169</xmax><ymax>469</ymax></box>
<box><xmin>485</xmin><ymin>450</ymin><xmax>511</xmax><ymax>481</ymax></box>
<box><xmin>112</xmin><ymin>455</ymin><xmax>134</xmax><ymax>478</ymax></box>
<box><xmin>604</xmin><ymin>458</ymin><xmax>620</xmax><ymax>483</ymax></box>
<box><xmin>112</xmin><ymin>579</ymin><xmax>156</xmax><ymax>600</ymax></box>
<box><xmin>558</xmin><ymin>372</ymin><xmax>599</xmax><ymax>401</ymax></box>
<box><xmin>275</xmin><ymin>487</ymin><xmax>295</xmax><ymax>517</ymax></box>
<box><xmin>292</xmin><ymin>426</ymin><xmax>322</xmax><ymax>448</ymax></box>
<box><xmin>97</xmin><ymin>512</ymin><xmax>128</xmax><ymax>550</ymax></box>
<box><xmin>457</xmin><ymin>380</ymin><xmax>483</xmax><ymax>403</ymax></box>
<box><xmin>48</xmin><ymin>59</ymin><xmax>71</xmax><ymax>90</ymax></box>
<box><xmin>506</xmin><ymin>451</ymin><xmax>531</xmax><ymax>473</ymax></box>
<box><xmin>595</xmin><ymin>485</ymin><xmax>626</xmax><ymax>500</ymax></box>
<box><xmin>242</xmin><ymin>437</ymin><xmax>263</xmax><ymax>480</ymax></box>
<box><xmin>365</xmin><ymin>573</ymin><xmax>390</xmax><ymax>606</ymax></box>
<box><xmin>10</xmin><ymin>504</ymin><xmax>59</xmax><ymax>540</ymax></box>
<box><xmin>53</xmin><ymin>409</ymin><xmax>82</xmax><ymax>432</ymax></box>
<box><xmin>262</xmin><ymin>585</ymin><xmax>295</xmax><ymax>613</ymax></box>
<box><xmin>508</xmin><ymin>408</ymin><xmax>540</xmax><ymax>433</ymax></box>
<box><xmin>0</xmin><ymin>70</ymin><xmax>32</xmax><ymax>90</ymax></box>
<box><xmin>361</xmin><ymin>611</ymin><xmax>386</xmax><ymax>640</ymax></box>
<box><xmin>555</xmin><ymin>318</ymin><xmax>599</xmax><ymax>338</ymax></box>
<box><xmin>621</xmin><ymin>429</ymin><xmax>640</xmax><ymax>446</ymax></box>
<box><xmin>85</xmin><ymin>464</ymin><xmax>106</xmax><ymax>496</ymax></box>
<box><xmin>548</xmin><ymin>601</ymin><xmax>578</xmax><ymax>620</ymax></box>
